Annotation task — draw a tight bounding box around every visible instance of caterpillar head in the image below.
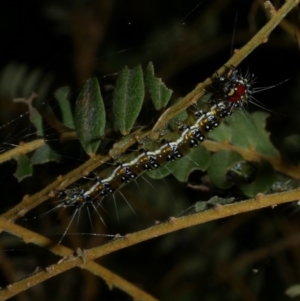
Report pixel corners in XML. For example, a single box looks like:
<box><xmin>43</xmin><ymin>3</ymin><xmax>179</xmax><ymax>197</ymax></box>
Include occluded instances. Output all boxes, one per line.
<box><xmin>210</xmin><ymin>68</ymin><xmax>252</xmax><ymax>108</ymax></box>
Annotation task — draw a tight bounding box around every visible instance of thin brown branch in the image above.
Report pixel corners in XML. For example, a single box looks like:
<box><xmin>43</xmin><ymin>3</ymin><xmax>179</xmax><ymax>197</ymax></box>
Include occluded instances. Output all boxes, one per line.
<box><xmin>202</xmin><ymin>140</ymin><xmax>300</xmax><ymax>179</ymax></box>
<box><xmin>152</xmin><ymin>0</ymin><xmax>299</xmax><ymax>132</ymax></box>
<box><xmin>263</xmin><ymin>0</ymin><xmax>300</xmax><ymax>46</ymax></box>
<box><xmin>0</xmin><ymin>139</ymin><xmax>45</xmax><ymax>164</ymax></box>
<box><xmin>1</xmin><ymin>188</ymin><xmax>300</xmax><ymax>300</ymax></box>
<box><xmin>0</xmin><ymin>220</ymin><xmax>159</xmax><ymax>301</ymax></box>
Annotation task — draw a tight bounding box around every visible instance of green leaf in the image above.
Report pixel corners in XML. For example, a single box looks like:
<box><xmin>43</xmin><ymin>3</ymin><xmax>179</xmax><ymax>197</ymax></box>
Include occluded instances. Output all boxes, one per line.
<box><xmin>29</xmin><ymin>107</ymin><xmax>44</xmax><ymax>137</ymax></box>
<box><xmin>74</xmin><ymin>77</ymin><xmax>105</xmax><ymax>155</ymax></box>
<box><xmin>240</xmin><ymin>162</ymin><xmax>276</xmax><ymax>197</ymax></box>
<box><xmin>197</xmin><ymin>93</ymin><xmax>212</xmax><ymax>106</ymax></box>
<box><xmin>207</xmin><ymin>196</ymin><xmax>235</xmax><ymax>206</ymax></box>
<box><xmin>54</xmin><ymin>86</ymin><xmax>75</xmax><ymax>129</ymax></box>
<box><xmin>13</xmin><ymin>155</ymin><xmax>33</xmax><ymax>182</ymax></box>
<box><xmin>22</xmin><ymin>69</ymin><xmax>43</xmax><ymax>97</ymax></box>
<box><xmin>208</xmin><ymin>150</ymin><xmax>243</xmax><ymax>189</ymax></box>
<box><xmin>146</xmin><ymin>62</ymin><xmax>172</xmax><ymax>110</ymax></box>
<box><xmin>147</xmin><ymin>145</ymin><xmax>210</xmax><ymax>181</ymax></box>
<box><xmin>113</xmin><ymin>65</ymin><xmax>144</xmax><ymax>135</ymax></box>
<box><xmin>194</xmin><ymin>201</ymin><xmax>208</xmax><ymax>212</ymax></box>
<box><xmin>31</xmin><ymin>144</ymin><xmax>61</xmax><ymax>164</ymax></box>
<box><xmin>286</xmin><ymin>284</ymin><xmax>300</xmax><ymax>298</ymax></box>
<box><xmin>210</xmin><ymin>111</ymin><xmax>278</xmax><ymax>157</ymax></box>
<box><xmin>231</xmin><ymin>111</ymin><xmax>278</xmax><ymax>157</ymax></box>
<box><xmin>169</xmin><ymin>107</ymin><xmax>189</xmax><ymax>130</ymax></box>
<box><xmin>169</xmin><ymin>145</ymin><xmax>210</xmax><ymax>182</ymax></box>
<box><xmin>194</xmin><ymin>196</ymin><xmax>235</xmax><ymax>212</ymax></box>
<box><xmin>208</xmin><ymin>122</ymin><xmax>231</xmax><ymax>142</ymax></box>
<box><xmin>13</xmin><ymin>93</ymin><xmax>44</xmax><ymax>137</ymax></box>
<box><xmin>147</xmin><ymin>165</ymin><xmax>172</xmax><ymax>179</ymax></box>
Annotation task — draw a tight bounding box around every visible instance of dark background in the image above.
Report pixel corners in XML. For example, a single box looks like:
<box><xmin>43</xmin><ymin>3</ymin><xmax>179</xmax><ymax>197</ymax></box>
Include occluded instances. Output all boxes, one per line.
<box><xmin>1</xmin><ymin>0</ymin><xmax>300</xmax><ymax>300</ymax></box>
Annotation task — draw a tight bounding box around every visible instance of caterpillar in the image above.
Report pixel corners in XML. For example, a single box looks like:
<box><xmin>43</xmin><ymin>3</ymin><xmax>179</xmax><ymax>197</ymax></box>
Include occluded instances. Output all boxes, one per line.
<box><xmin>59</xmin><ymin>67</ymin><xmax>253</xmax><ymax>212</ymax></box>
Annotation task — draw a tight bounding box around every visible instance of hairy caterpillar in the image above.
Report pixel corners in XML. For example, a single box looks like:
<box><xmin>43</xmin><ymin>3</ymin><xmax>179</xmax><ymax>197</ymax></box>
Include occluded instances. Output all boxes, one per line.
<box><xmin>59</xmin><ymin>68</ymin><xmax>252</xmax><ymax>215</ymax></box>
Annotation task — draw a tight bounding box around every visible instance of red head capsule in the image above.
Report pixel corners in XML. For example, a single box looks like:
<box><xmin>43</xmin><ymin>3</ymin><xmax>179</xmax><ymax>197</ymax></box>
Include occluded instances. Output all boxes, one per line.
<box><xmin>227</xmin><ymin>82</ymin><xmax>246</xmax><ymax>103</ymax></box>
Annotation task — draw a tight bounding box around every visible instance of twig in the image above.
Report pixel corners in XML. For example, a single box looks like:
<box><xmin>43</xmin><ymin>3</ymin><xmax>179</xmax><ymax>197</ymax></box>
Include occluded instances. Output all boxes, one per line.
<box><xmin>0</xmin><ymin>139</ymin><xmax>45</xmax><ymax>164</ymax></box>
<box><xmin>0</xmin><ymin>219</ymin><xmax>159</xmax><ymax>301</ymax></box>
<box><xmin>1</xmin><ymin>188</ymin><xmax>300</xmax><ymax>300</ymax></box>
<box><xmin>202</xmin><ymin>140</ymin><xmax>300</xmax><ymax>179</ymax></box>
<box><xmin>152</xmin><ymin>0</ymin><xmax>299</xmax><ymax>131</ymax></box>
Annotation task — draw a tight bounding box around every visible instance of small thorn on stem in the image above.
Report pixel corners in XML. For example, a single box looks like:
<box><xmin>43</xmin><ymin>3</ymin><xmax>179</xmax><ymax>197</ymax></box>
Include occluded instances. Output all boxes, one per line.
<box><xmin>168</xmin><ymin>216</ymin><xmax>176</xmax><ymax>223</ymax></box>
<box><xmin>255</xmin><ymin>193</ymin><xmax>264</xmax><ymax>201</ymax></box>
